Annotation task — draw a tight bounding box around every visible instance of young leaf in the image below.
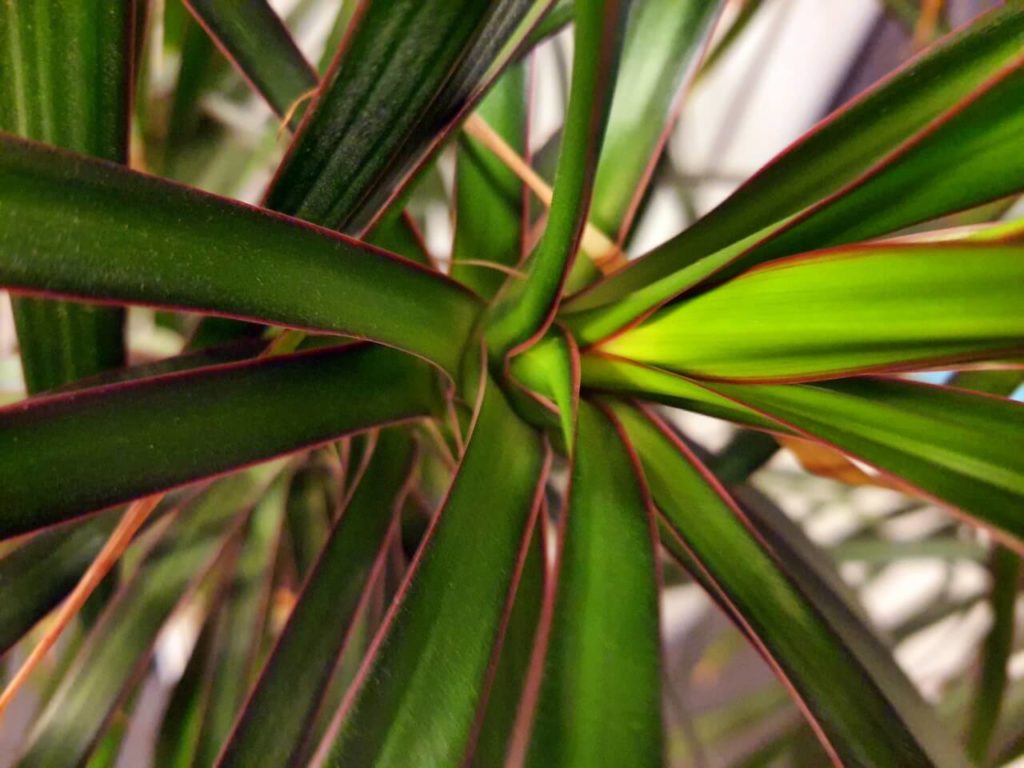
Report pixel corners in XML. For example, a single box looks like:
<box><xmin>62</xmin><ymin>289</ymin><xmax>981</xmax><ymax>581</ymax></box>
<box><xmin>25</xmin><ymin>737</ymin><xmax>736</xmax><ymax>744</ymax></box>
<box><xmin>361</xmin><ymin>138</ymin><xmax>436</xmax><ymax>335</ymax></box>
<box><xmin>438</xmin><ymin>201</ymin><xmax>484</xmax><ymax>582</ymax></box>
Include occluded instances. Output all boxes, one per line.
<box><xmin>520</xmin><ymin>402</ymin><xmax>663</xmax><ymax>768</ymax></box>
<box><xmin>0</xmin><ymin>136</ymin><xmax>481</xmax><ymax>375</ymax></box>
<box><xmin>326</xmin><ymin>377</ymin><xmax>548</xmax><ymax>767</ymax></box>
<box><xmin>600</xmin><ymin>243</ymin><xmax>1024</xmax><ymax>381</ymax></box>
<box><xmin>0</xmin><ymin>0</ymin><xmax>133</xmax><ymax>392</ymax></box>
<box><xmin>614</xmin><ymin>404</ymin><xmax>969</xmax><ymax>768</ymax></box>
<box><xmin>0</xmin><ymin>344</ymin><xmax>436</xmax><ymax>537</ymax></box>
<box><xmin>217</xmin><ymin>430</ymin><xmax>417</xmax><ymax>768</ymax></box>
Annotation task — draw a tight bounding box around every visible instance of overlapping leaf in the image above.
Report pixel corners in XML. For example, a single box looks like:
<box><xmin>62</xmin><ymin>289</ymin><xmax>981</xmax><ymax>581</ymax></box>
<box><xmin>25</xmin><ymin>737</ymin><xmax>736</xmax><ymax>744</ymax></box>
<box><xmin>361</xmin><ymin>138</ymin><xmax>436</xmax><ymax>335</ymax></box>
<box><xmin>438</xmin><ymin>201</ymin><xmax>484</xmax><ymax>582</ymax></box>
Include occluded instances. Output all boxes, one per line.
<box><xmin>702</xmin><ymin>377</ymin><xmax>1024</xmax><ymax>545</ymax></box>
<box><xmin>326</xmin><ymin>377</ymin><xmax>547</xmax><ymax>766</ymax></box>
<box><xmin>218</xmin><ymin>430</ymin><xmax>417</xmax><ymax>768</ymax></box>
<box><xmin>615</xmin><ymin>404</ymin><xmax>968</xmax><ymax>768</ymax></box>
<box><xmin>18</xmin><ymin>469</ymin><xmax>281</xmax><ymax>768</ymax></box>
<box><xmin>564</xmin><ymin>6</ymin><xmax>1024</xmax><ymax>334</ymax></box>
<box><xmin>265</xmin><ymin>0</ymin><xmax>551</xmax><ymax>234</ymax></box>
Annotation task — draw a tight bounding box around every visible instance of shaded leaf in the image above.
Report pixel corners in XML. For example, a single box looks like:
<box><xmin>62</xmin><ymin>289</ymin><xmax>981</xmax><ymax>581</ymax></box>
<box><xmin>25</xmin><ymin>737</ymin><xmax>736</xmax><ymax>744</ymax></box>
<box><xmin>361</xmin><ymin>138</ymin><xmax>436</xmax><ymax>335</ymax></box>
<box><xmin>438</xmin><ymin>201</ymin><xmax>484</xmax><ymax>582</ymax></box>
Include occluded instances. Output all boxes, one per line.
<box><xmin>218</xmin><ymin>430</ymin><xmax>417</xmax><ymax>768</ymax></box>
<box><xmin>565</xmin><ymin>6</ymin><xmax>1024</xmax><ymax>320</ymax></box>
<box><xmin>0</xmin><ymin>0</ymin><xmax>132</xmax><ymax>392</ymax></box>
<box><xmin>266</xmin><ymin>0</ymin><xmax>550</xmax><ymax>234</ymax></box>
<box><xmin>184</xmin><ymin>0</ymin><xmax>317</xmax><ymax>127</ymax></box>
<box><xmin>18</xmin><ymin>468</ymin><xmax>281</xmax><ymax>768</ymax></box>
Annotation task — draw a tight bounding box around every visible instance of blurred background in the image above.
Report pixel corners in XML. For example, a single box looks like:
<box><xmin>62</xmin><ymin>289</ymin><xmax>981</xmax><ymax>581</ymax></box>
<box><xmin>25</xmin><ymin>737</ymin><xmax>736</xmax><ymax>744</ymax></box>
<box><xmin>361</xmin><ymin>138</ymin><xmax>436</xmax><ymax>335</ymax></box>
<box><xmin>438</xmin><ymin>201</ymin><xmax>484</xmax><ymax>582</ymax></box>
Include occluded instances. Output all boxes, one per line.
<box><xmin>1</xmin><ymin>1</ymin><xmax>1022</xmax><ymax>766</ymax></box>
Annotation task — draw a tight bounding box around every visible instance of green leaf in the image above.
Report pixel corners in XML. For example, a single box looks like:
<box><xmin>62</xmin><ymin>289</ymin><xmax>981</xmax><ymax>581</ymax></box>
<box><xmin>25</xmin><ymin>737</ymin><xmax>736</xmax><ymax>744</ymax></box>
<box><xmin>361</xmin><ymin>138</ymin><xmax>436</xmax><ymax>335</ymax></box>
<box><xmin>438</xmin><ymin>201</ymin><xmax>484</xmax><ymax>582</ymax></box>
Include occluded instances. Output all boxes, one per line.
<box><xmin>522</xmin><ymin>402</ymin><xmax>663</xmax><ymax>767</ymax></box>
<box><xmin>601</xmin><ymin>243</ymin><xmax>1024</xmax><ymax>381</ymax></box>
<box><xmin>194</xmin><ymin>481</ymin><xmax>287</xmax><ymax>766</ymax></box>
<box><xmin>451</xmin><ymin>62</ymin><xmax>529</xmax><ymax>299</ymax></box>
<box><xmin>509</xmin><ymin>329</ymin><xmax>581</xmax><ymax>452</ymax></box>
<box><xmin>0</xmin><ymin>0</ymin><xmax>132</xmax><ymax>392</ymax></box>
<box><xmin>590</xmin><ymin>0</ymin><xmax>722</xmax><ymax>240</ymax></box>
<box><xmin>18</xmin><ymin>468</ymin><xmax>281</xmax><ymax>768</ymax></box>
<box><xmin>703</xmin><ymin>377</ymin><xmax>1024</xmax><ymax>545</ymax></box>
<box><xmin>580</xmin><ymin>354</ymin><xmax>779</xmax><ymax>430</ymax></box>
<box><xmin>0</xmin><ymin>135</ymin><xmax>481</xmax><ymax>375</ymax></box>
<box><xmin>965</xmin><ymin>546</ymin><xmax>1020</xmax><ymax>765</ymax></box>
<box><xmin>218</xmin><ymin>430</ymin><xmax>417</xmax><ymax>768</ymax></box>
<box><xmin>183</xmin><ymin>0</ymin><xmax>317</xmax><ymax>127</ymax></box>
<box><xmin>564</xmin><ymin>5</ymin><xmax>1024</xmax><ymax>314</ymax></box>
<box><xmin>0</xmin><ymin>344</ymin><xmax>436</xmax><ymax>538</ymax></box>
<box><xmin>0</xmin><ymin>513</ymin><xmax>115</xmax><ymax>655</ymax></box>
<box><xmin>486</xmin><ymin>0</ymin><xmax>631</xmax><ymax>355</ymax></box>
<box><xmin>327</xmin><ymin>377</ymin><xmax>547</xmax><ymax>767</ymax></box>
<box><xmin>614</xmin><ymin>403</ymin><xmax>969</xmax><ymax>768</ymax></box>
<box><xmin>156</xmin><ymin>607</ymin><xmax>220</xmax><ymax>768</ymax></box>
<box><xmin>265</xmin><ymin>0</ymin><xmax>550</xmax><ymax>234</ymax></box>
<box><xmin>472</xmin><ymin>526</ymin><xmax>545</xmax><ymax>767</ymax></box>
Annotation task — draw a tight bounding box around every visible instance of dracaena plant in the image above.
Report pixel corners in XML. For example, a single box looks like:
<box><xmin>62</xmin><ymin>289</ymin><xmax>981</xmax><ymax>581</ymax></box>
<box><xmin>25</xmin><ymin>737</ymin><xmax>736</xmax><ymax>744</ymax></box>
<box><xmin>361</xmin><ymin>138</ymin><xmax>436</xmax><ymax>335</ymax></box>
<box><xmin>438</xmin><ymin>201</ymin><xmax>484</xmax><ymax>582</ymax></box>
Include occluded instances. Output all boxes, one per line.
<box><xmin>0</xmin><ymin>1</ymin><xmax>1023</xmax><ymax>766</ymax></box>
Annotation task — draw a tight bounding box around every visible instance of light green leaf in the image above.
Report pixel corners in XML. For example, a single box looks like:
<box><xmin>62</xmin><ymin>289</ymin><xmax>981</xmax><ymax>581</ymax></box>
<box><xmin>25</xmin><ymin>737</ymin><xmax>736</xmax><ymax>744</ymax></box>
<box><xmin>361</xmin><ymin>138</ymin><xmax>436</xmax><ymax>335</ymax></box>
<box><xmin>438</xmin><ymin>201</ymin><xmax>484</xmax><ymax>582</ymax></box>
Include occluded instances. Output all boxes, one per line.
<box><xmin>601</xmin><ymin>243</ymin><xmax>1024</xmax><ymax>381</ymax></box>
<box><xmin>704</xmin><ymin>377</ymin><xmax>1024</xmax><ymax>545</ymax></box>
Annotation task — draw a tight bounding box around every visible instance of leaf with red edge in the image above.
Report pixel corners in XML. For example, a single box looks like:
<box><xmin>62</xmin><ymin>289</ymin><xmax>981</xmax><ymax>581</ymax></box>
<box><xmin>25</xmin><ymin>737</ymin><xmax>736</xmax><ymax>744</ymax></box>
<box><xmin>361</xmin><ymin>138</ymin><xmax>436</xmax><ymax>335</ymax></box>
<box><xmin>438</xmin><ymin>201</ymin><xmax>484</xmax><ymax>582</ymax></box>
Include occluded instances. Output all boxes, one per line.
<box><xmin>614</xmin><ymin>403</ymin><xmax>968</xmax><ymax>768</ymax></box>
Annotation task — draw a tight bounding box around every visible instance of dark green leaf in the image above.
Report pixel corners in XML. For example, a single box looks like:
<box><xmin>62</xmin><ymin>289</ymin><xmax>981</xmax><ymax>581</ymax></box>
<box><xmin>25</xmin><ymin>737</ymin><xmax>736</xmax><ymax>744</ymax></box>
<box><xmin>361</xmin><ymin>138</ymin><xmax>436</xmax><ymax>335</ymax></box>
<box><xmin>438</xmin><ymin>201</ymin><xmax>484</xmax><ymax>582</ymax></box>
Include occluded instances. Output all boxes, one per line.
<box><xmin>194</xmin><ymin>482</ymin><xmax>287</xmax><ymax>766</ymax></box>
<box><xmin>18</xmin><ymin>468</ymin><xmax>280</xmax><ymax>768</ymax></box>
<box><xmin>265</xmin><ymin>0</ymin><xmax>550</xmax><ymax>233</ymax></box>
<box><xmin>523</xmin><ymin>402</ymin><xmax>663</xmax><ymax>767</ymax></box>
<box><xmin>0</xmin><ymin>344</ymin><xmax>436</xmax><ymax>537</ymax></box>
<box><xmin>218</xmin><ymin>430</ymin><xmax>417</xmax><ymax>768</ymax></box>
<box><xmin>0</xmin><ymin>136</ymin><xmax>481</xmax><ymax>375</ymax></box>
<box><xmin>184</xmin><ymin>0</ymin><xmax>317</xmax><ymax>127</ymax></box>
<box><xmin>615</xmin><ymin>404</ymin><xmax>968</xmax><ymax>768</ymax></box>
<box><xmin>327</xmin><ymin>377</ymin><xmax>547</xmax><ymax>766</ymax></box>
<box><xmin>0</xmin><ymin>0</ymin><xmax>132</xmax><ymax>392</ymax></box>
